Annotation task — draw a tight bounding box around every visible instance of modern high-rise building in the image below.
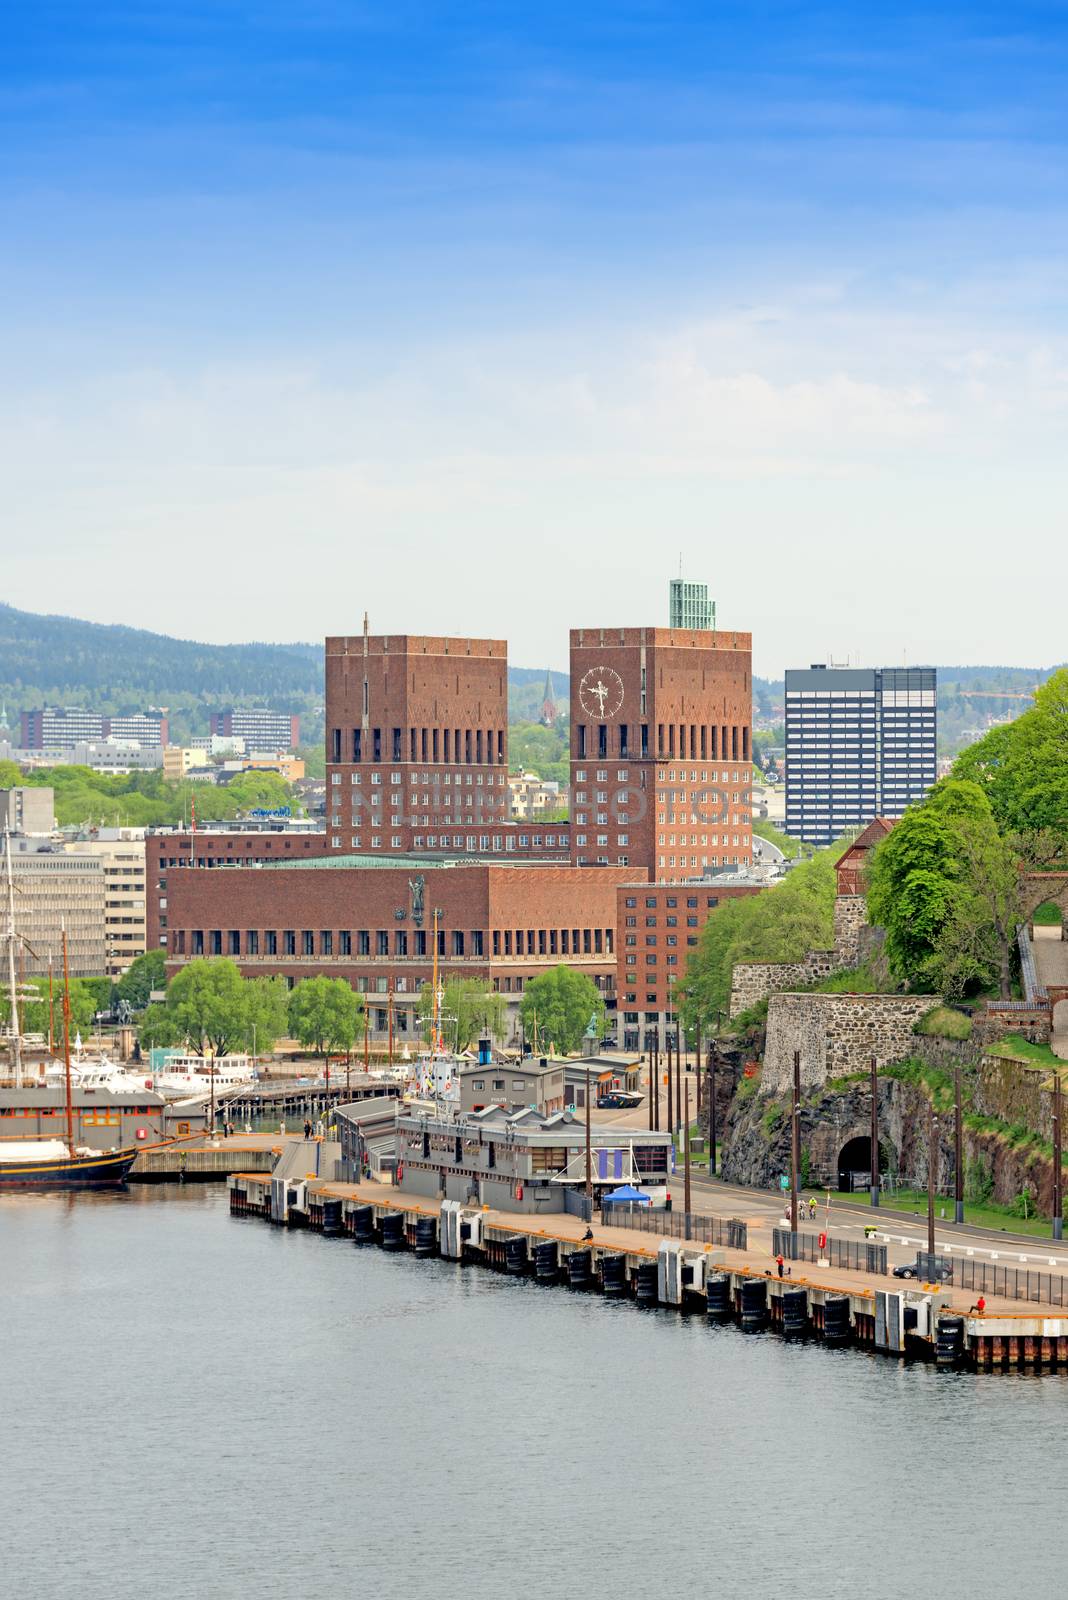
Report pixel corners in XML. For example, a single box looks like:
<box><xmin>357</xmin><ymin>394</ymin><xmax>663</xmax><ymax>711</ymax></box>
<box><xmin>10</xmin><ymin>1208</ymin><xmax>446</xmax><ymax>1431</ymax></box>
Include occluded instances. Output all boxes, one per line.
<box><xmin>668</xmin><ymin>578</ymin><xmax>715</xmax><ymax>631</ymax></box>
<box><xmin>210</xmin><ymin>708</ymin><xmax>300</xmax><ymax>748</ymax></box>
<box><xmin>784</xmin><ymin>665</ymin><xmax>937</xmax><ymax>845</ymax></box>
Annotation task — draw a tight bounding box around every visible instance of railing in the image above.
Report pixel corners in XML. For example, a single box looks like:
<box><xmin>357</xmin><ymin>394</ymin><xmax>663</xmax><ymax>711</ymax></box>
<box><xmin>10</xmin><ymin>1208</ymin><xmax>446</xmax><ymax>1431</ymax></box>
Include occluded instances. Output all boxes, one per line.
<box><xmin>923</xmin><ymin>1254</ymin><xmax>1068</xmax><ymax>1308</ymax></box>
<box><xmin>1017</xmin><ymin>925</ymin><xmax>1049</xmax><ymax>1007</ymax></box>
<box><xmin>601</xmin><ymin>1207</ymin><xmax>747</xmax><ymax>1250</ymax></box>
<box><xmin>774</xmin><ymin>1227</ymin><xmax>888</xmax><ymax>1276</ymax></box>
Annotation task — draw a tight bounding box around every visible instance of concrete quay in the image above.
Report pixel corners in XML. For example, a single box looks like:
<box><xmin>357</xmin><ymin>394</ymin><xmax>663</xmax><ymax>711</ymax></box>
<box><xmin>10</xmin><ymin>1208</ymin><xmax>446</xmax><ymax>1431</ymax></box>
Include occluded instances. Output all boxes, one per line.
<box><xmin>227</xmin><ymin>1172</ymin><xmax>1068</xmax><ymax>1373</ymax></box>
<box><xmin>131</xmin><ymin>1132</ymin><xmax>283</xmax><ymax>1181</ymax></box>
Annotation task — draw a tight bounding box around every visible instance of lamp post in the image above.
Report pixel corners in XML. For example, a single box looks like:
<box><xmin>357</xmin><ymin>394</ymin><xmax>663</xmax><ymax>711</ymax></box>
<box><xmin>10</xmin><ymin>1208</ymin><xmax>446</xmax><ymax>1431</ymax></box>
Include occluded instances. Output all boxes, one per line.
<box><xmin>870</xmin><ymin>1055</ymin><xmax>880</xmax><ymax>1209</ymax></box>
<box><xmin>954</xmin><ymin>1066</ymin><xmax>964</xmax><ymax>1226</ymax></box>
<box><xmin>790</xmin><ymin>1049</ymin><xmax>801</xmax><ymax>1248</ymax></box>
<box><xmin>1053</xmin><ymin>1070</ymin><xmax>1063</xmax><ymax>1243</ymax></box>
<box><xmin>927</xmin><ymin>1100</ymin><xmax>939</xmax><ymax>1269</ymax></box>
<box><xmin>584</xmin><ymin>1015</ymin><xmax>599</xmax><ymax>1221</ymax></box>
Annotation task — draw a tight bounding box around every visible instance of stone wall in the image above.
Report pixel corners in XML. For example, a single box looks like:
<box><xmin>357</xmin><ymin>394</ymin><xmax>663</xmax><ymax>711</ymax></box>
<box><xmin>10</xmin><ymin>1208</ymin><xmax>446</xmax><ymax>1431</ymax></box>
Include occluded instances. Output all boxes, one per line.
<box><xmin>760</xmin><ymin>992</ymin><xmax>940</xmax><ymax>1097</ymax></box>
<box><xmin>728</xmin><ymin>892</ymin><xmax>877</xmax><ymax>1016</ymax></box>
<box><xmin>729</xmin><ymin>950</ymin><xmax>835</xmax><ymax>1016</ymax></box>
<box><xmin>975</xmin><ymin>1055</ymin><xmax>1054</xmax><ymax>1140</ymax></box>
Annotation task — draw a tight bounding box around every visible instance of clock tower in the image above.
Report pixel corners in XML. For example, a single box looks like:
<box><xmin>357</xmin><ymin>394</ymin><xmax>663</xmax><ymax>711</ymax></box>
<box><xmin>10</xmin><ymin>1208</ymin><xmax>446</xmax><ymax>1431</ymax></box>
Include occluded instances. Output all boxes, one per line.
<box><xmin>569</xmin><ymin>624</ymin><xmax>753</xmax><ymax>883</ymax></box>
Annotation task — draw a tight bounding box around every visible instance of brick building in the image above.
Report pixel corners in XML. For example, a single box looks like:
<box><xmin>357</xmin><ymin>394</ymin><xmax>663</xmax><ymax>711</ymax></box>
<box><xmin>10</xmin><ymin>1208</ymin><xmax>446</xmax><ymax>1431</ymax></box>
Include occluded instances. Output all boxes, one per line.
<box><xmin>616</xmin><ymin>875</ymin><xmax>764</xmax><ymax>1049</ymax></box>
<box><xmin>569</xmin><ymin>626</ymin><xmax>753</xmax><ymax>881</ymax></box>
<box><xmin>163</xmin><ymin>856</ymin><xmax>634</xmax><ymax>1044</ymax></box>
<box><xmin>325</xmin><ymin>628</ymin><xmax>510</xmax><ymax>857</ymax></box>
<box><xmin>146</xmin><ymin>826</ymin><xmax>330</xmax><ymax>950</ymax></box>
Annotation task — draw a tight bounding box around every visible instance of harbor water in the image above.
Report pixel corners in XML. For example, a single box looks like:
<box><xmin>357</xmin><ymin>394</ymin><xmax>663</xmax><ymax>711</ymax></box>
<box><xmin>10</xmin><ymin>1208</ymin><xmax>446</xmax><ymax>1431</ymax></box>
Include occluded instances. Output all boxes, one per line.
<box><xmin>7</xmin><ymin>1187</ymin><xmax>1068</xmax><ymax>1600</ymax></box>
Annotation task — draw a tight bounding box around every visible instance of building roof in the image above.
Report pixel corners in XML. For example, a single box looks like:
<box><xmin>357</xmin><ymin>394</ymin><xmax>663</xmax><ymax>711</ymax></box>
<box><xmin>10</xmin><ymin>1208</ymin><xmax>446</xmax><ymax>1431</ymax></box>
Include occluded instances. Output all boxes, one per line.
<box><xmin>834</xmin><ymin>818</ymin><xmax>895</xmax><ymax>866</ymax></box>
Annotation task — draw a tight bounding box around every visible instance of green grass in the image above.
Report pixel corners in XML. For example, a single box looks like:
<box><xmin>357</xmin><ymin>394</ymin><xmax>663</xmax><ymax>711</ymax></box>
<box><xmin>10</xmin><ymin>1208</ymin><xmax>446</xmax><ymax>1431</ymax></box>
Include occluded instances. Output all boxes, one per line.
<box><xmin>914</xmin><ymin>1004</ymin><xmax>972</xmax><ymax>1040</ymax></box>
<box><xmin>1032</xmin><ymin>902</ymin><xmax>1064</xmax><ymax>924</ymax></box>
<box><xmin>882</xmin><ymin>1057</ymin><xmax>956</xmax><ymax>1110</ymax></box>
<box><xmin>805</xmin><ymin>963</ymin><xmax>885</xmax><ymax>995</ymax></box>
<box><xmin>827</xmin><ymin>1188</ymin><xmax>1060</xmax><ymax>1238</ymax></box>
<box><xmin>986</xmin><ymin>1033</ymin><xmax>1064</xmax><ymax>1071</ymax></box>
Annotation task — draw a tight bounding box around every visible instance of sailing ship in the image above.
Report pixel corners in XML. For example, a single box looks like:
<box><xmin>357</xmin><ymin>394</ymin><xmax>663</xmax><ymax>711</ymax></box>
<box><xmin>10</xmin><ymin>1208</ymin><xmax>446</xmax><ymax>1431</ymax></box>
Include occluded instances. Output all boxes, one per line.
<box><xmin>2</xmin><ymin>829</ymin><xmax>139</xmax><ymax>1190</ymax></box>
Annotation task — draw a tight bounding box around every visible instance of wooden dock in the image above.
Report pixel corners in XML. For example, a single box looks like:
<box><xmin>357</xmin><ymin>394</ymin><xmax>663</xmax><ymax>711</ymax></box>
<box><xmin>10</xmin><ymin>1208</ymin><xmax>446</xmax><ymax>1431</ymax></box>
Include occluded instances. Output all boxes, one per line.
<box><xmin>226</xmin><ymin>1172</ymin><xmax>1068</xmax><ymax>1372</ymax></box>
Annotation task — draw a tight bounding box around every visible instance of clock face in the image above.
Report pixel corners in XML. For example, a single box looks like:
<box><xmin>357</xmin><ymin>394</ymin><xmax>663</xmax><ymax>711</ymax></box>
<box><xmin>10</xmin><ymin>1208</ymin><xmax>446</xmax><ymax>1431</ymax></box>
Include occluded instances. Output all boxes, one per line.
<box><xmin>578</xmin><ymin>665</ymin><xmax>625</xmax><ymax>720</ymax></box>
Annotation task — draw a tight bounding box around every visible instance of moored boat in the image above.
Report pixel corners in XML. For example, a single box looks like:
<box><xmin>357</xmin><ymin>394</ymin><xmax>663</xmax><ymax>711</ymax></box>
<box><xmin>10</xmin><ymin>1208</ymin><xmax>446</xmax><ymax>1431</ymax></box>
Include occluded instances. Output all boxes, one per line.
<box><xmin>0</xmin><ymin>1139</ymin><xmax>138</xmax><ymax>1190</ymax></box>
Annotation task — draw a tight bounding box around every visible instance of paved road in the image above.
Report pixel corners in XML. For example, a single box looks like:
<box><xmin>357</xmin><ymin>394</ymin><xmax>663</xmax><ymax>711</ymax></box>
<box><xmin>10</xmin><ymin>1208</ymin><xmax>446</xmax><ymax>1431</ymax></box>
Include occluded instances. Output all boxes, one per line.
<box><xmin>590</xmin><ymin>1063</ymin><xmax>1068</xmax><ymax>1271</ymax></box>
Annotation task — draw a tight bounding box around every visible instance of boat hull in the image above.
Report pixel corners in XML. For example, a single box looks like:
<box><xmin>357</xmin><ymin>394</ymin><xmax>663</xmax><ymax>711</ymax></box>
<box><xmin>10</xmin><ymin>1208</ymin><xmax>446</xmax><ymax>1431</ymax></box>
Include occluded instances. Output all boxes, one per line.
<box><xmin>0</xmin><ymin>1148</ymin><xmax>139</xmax><ymax>1191</ymax></box>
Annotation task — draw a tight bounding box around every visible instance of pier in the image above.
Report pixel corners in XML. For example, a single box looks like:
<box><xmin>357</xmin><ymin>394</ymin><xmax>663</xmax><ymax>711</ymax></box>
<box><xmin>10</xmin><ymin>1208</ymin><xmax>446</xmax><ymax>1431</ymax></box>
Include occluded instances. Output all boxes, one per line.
<box><xmin>227</xmin><ymin>1170</ymin><xmax>1068</xmax><ymax>1372</ymax></box>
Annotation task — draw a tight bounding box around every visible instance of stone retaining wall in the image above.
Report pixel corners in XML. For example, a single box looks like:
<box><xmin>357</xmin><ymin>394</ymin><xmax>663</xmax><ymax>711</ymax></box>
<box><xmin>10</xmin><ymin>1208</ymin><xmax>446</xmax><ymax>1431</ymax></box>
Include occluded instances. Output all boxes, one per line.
<box><xmin>729</xmin><ymin>950</ymin><xmax>836</xmax><ymax>1016</ymax></box>
<box><xmin>761</xmin><ymin>992</ymin><xmax>940</xmax><ymax>1097</ymax></box>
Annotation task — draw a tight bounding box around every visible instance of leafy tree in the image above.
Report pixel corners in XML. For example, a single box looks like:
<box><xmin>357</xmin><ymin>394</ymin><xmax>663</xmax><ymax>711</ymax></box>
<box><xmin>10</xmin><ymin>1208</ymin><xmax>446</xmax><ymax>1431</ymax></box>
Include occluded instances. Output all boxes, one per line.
<box><xmin>287</xmin><ymin>976</ymin><xmax>363</xmax><ymax>1055</ymax></box>
<box><xmin>138</xmin><ymin>1002</ymin><xmax>184</xmax><ymax>1051</ymax></box>
<box><xmin>0</xmin><ymin>976</ymin><xmax>96</xmax><ymax>1041</ymax></box>
<box><xmin>116</xmin><ymin>949</ymin><xmax>167</xmax><ymax>1011</ymax></box>
<box><xmin>519</xmin><ymin>965</ymin><xmax>605</xmax><ymax>1054</ymax></box>
<box><xmin>867</xmin><ymin>780</ymin><xmax>1020</xmax><ymax>998</ymax></box>
<box><xmin>416</xmin><ymin>978</ymin><xmax>505</xmax><ymax>1050</ymax></box>
<box><xmin>245</xmin><ymin>976</ymin><xmax>290</xmax><ymax>1054</ymax></box>
<box><xmin>164</xmin><ymin>958</ymin><xmax>252</xmax><ymax>1056</ymax></box>
<box><xmin>81</xmin><ymin>976</ymin><xmax>115</xmax><ymax>1016</ymax></box>
<box><xmin>952</xmin><ymin>669</ymin><xmax>1068</xmax><ymax>851</ymax></box>
<box><xmin>678</xmin><ymin>845</ymin><xmax>839</xmax><ymax>1028</ymax></box>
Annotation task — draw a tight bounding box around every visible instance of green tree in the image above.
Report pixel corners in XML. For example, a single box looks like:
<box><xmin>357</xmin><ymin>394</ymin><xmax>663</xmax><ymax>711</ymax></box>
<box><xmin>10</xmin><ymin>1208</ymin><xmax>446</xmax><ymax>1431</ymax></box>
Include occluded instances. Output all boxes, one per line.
<box><xmin>138</xmin><ymin>1002</ymin><xmax>184</xmax><ymax>1051</ymax></box>
<box><xmin>116</xmin><ymin>949</ymin><xmax>167</xmax><ymax>1011</ymax></box>
<box><xmin>867</xmin><ymin>780</ymin><xmax>1020</xmax><ymax>998</ymax></box>
<box><xmin>245</xmin><ymin>975</ymin><xmax>290</xmax><ymax>1055</ymax></box>
<box><xmin>164</xmin><ymin>958</ymin><xmax>251</xmax><ymax>1056</ymax></box>
<box><xmin>287</xmin><ymin>976</ymin><xmax>363</xmax><ymax>1055</ymax></box>
<box><xmin>0</xmin><ymin>975</ymin><xmax>96</xmax><ymax>1040</ymax></box>
<box><xmin>678</xmin><ymin>845</ymin><xmax>839</xmax><ymax>1028</ymax></box>
<box><xmin>416</xmin><ymin>978</ymin><xmax>505</xmax><ymax>1050</ymax></box>
<box><xmin>519</xmin><ymin>965</ymin><xmax>605</xmax><ymax>1054</ymax></box>
<box><xmin>952</xmin><ymin>669</ymin><xmax>1068</xmax><ymax>851</ymax></box>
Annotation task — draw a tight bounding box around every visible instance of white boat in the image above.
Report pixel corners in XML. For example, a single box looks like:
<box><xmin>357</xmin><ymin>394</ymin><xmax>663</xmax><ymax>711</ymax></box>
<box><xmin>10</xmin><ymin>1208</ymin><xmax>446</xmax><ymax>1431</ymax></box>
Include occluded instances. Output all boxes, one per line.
<box><xmin>42</xmin><ymin>1055</ymin><xmax>155</xmax><ymax>1095</ymax></box>
<box><xmin>151</xmin><ymin>1053</ymin><xmax>257</xmax><ymax>1100</ymax></box>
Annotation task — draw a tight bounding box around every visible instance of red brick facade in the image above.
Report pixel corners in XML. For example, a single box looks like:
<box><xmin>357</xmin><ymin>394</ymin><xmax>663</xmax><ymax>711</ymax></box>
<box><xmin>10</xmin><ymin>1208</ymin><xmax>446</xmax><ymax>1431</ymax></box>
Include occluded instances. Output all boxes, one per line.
<box><xmin>615</xmin><ymin>879</ymin><xmax>762</xmax><ymax>1046</ymax></box>
<box><xmin>569</xmin><ymin>626</ymin><xmax>753</xmax><ymax>882</ymax></box>
<box><xmin>325</xmin><ymin>632</ymin><xmax>510</xmax><ymax>856</ymax></box>
<box><xmin>163</xmin><ymin>859</ymin><xmax>640</xmax><ymax>1042</ymax></box>
<box><xmin>147</xmin><ymin>829</ymin><xmax>329</xmax><ymax>951</ymax></box>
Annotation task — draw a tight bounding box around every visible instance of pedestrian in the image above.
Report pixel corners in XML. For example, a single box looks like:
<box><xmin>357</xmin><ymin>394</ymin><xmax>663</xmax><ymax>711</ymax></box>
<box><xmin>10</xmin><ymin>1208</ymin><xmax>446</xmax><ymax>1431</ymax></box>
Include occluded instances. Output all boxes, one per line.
<box><xmin>303</xmin><ymin>1119</ymin><xmax>312</xmax><ymax>1140</ymax></box>
<box><xmin>776</xmin><ymin>1253</ymin><xmax>785</xmax><ymax>1279</ymax></box>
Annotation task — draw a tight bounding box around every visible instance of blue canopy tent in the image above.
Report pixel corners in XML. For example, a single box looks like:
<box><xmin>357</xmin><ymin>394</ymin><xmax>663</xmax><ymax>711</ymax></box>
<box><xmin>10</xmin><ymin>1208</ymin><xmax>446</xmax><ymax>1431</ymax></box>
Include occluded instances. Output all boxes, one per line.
<box><xmin>602</xmin><ymin>1184</ymin><xmax>651</xmax><ymax>1208</ymax></box>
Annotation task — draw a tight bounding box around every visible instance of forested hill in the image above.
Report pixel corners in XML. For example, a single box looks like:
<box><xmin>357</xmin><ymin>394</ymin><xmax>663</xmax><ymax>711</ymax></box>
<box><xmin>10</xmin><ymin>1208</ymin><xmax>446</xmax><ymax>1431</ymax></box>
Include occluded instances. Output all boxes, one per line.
<box><xmin>0</xmin><ymin>603</ymin><xmax>565</xmax><ymax>744</ymax></box>
<box><xmin>0</xmin><ymin>603</ymin><xmax>324</xmax><ymax>743</ymax></box>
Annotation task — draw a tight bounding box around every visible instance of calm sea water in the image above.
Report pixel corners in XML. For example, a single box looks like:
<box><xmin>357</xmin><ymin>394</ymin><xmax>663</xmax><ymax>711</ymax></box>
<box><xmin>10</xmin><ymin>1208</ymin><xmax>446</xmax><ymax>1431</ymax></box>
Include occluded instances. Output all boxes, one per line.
<box><xmin>7</xmin><ymin>1186</ymin><xmax>1068</xmax><ymax>1600</ymax></box>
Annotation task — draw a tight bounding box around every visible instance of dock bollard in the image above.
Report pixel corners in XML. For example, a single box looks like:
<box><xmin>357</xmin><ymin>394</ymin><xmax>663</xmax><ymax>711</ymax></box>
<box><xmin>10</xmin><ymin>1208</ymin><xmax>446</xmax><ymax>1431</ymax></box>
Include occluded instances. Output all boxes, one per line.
<box><xmin>740</xmin><ymin>1278</ymin><xmax>768</xmax><ymax>1333</ymax></box>
<box><xmin>413</xmin><ymin>1217</ymin><xmax>438</xmax><ymax>1258</ymax></box>
<box><xmin>823</xmin><ymin>1295</ymin><xmax>852</xmax><ymax>1347</ymax></box>
<box><xmin>504</xmin><ymin>1236</ymin><xmax>528</xmax><ymax>1275</ymax></box>
<box><xmin>352</xmin><ymin>1204</ymin><xmax>375</xmax><ymax>1246</ymax></box>
<box><xmin>378</xmin><ymin>1211</ymin><xmax>406</xmax><ymax>1252</ymax></box>
<box><xmin>782</xmin><ymin>1288</ymin><xmax>808</xmax><ymax>1340</ymax></box>
<box><xmin>706</xmin><ymin>1273</ymin><xmax>732</xmax><ymax>1321</ymax></box>
<box><xmin>635</xmin><ymin>1262</ymin><xmax>658</xmax><ymax>1306</ymax></box>
<box><xmin>567</xmin><ymin>1249</ymin><xmax>594</xmax><ymax>1290</ymax></box>
<box><xmin>599</xmin><ymin>1254</ymin><xmax>626</xmax><ymax>1297</ymax></box>
<box><xmin>935</xmin><ymin>1314</ymin><xmax>965</xmax><ymax>1368</ymax></box>
<box><xmin>533</xmin><ymin>1241</ymin><xmax>559</xmax><ymax>1283</ymax></box>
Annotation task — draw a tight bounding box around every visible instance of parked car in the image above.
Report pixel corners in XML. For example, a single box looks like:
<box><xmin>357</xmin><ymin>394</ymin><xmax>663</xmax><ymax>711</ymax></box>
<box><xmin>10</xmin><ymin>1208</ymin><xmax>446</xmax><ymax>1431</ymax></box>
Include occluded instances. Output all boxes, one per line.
<box><xmin>893</xmin><ymin>1257</ymin><xmax>952</xmax><ymax>1282</ymax></box>
<box><xmin>597</xmin><ymin>1093</ymin><xmax>629</xmax><ymax>1109</ymax></box>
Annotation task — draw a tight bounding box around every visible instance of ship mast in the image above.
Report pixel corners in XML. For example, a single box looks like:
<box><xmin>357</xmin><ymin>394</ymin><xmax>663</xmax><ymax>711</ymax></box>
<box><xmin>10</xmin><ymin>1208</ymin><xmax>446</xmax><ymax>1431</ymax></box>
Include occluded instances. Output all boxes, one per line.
<box><xmin>4</xmin><ymin>827</ymin><xmax>22</xmax><ymax>1088</ymax></box>
<box><xmin>431</xmin><ymin>907</ymin><xmax>442</xmax><ymax>1052</ymax></box>
<box><xmin>61</xmin><ymin>927</ymin><xmax>75</xmax><ymax>1156</ymax></box>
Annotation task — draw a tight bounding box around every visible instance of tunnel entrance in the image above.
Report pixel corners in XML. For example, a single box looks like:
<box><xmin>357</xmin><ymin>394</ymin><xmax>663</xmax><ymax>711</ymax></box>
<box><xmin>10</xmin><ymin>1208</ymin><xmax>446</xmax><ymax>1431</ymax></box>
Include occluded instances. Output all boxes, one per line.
<box><xmin>837</xmin><ymin>1135</ymin><xmax>890</xmax><ymax>1194</ymax></box>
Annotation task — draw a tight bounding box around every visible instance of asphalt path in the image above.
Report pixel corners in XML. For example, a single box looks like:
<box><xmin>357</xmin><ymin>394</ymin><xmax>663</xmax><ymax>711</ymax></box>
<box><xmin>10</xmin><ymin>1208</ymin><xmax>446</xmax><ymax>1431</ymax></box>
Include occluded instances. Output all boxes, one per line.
<box><xmin>591</xmin><ymin>1069</ymin><xmax>1068</xmax><ymax>1272</ymax></box>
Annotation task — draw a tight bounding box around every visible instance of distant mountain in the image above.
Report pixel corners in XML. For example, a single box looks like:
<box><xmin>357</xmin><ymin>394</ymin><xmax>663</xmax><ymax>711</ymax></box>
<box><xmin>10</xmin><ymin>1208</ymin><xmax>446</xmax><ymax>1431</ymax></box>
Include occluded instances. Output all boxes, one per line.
<box><xmin>0</xmin><ymin>603</ymin><xmax>569</xmax><ymax>744</ymax></box>
<box><xmin>0</xmin><ymin>603</ymin><xmax>324</xmax><ymax>744</ymax></box>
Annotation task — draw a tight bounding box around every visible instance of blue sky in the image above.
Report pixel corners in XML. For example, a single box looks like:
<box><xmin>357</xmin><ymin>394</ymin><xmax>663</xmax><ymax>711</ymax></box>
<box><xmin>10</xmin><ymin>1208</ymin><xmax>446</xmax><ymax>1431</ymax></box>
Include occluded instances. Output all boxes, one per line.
<box><xmin>3</xmin><ymin>3</ymin><xmax>1068</xmax><ymax>672</ymax></box>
